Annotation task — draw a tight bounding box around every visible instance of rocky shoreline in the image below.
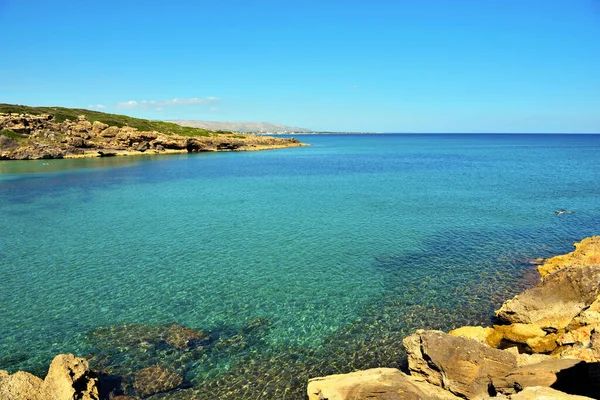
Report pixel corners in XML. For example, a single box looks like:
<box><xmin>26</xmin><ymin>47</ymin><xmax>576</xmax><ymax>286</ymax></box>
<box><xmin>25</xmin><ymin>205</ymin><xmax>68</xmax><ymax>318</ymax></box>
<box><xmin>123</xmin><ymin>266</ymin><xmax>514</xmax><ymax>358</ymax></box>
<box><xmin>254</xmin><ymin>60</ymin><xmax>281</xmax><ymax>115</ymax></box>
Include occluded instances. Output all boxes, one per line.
<box><xmin>0</xmin><ymin>113</ymin><xmax>304</xmax><ymax>160</ymax></box>
<box><xmin>308</xmin><ymin>236</ymin><xmax>600</xmax><ymax>399</ymax></box>
<box><xmin>1</xmin><ymin>237</ymin><xmax>599</xmax><ymax>399</ymax></box>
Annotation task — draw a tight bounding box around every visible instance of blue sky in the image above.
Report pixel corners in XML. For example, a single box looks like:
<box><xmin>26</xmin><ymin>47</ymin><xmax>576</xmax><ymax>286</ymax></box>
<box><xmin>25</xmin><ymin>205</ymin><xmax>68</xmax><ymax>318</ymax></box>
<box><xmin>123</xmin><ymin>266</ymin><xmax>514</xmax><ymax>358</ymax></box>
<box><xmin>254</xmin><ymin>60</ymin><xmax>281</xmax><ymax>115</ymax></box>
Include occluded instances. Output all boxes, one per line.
<box><xmin>1</xmin><ymin>0</ymin><xmax>599</xmax><ymax>132</ymax></box>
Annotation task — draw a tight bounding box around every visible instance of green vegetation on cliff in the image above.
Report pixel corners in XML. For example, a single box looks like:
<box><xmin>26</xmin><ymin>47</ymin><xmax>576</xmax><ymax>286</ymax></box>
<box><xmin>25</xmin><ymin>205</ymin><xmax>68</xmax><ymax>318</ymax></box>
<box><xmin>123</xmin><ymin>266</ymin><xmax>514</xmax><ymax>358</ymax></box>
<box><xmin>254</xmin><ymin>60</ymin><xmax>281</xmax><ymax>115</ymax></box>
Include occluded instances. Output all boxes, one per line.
<box><xmin>0</xmin><ymin>104</ymin><xmax>223</xmax><ymax>137</ymax></box>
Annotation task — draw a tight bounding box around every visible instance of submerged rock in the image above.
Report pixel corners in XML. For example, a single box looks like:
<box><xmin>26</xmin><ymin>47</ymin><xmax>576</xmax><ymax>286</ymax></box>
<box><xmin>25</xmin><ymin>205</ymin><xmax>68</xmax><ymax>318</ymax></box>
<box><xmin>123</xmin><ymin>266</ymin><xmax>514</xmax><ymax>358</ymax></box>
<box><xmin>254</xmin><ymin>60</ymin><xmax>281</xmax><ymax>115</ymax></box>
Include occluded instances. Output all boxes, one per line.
<box><xmin>133</xmin><ymin>365</ymin><xmax>183</xmax><ymax>398</ymax></box>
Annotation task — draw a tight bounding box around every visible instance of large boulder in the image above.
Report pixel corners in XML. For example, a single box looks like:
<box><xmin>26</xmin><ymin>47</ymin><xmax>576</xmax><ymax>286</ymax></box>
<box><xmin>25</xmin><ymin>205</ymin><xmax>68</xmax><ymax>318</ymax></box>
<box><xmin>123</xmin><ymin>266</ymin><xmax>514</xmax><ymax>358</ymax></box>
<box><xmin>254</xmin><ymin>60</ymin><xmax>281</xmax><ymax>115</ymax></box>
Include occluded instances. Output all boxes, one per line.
<box><xmin>307</xmin><ymin>368</ymin><xmax>461</xmax><ymax>400</ymax></box>
<box><xmin>403</xmin><ymin>330</ymin><xmax>517</xmax><ymax>399</ymax></box>
<box><xmin>42</xmin><ymin>354</ymin><xmax>98</xmax><ymax>400</ymax></box>
<box><xmin>495</xmin><ymin>265</ymin><xmax>600</xmax><ymax>330</ymax></box>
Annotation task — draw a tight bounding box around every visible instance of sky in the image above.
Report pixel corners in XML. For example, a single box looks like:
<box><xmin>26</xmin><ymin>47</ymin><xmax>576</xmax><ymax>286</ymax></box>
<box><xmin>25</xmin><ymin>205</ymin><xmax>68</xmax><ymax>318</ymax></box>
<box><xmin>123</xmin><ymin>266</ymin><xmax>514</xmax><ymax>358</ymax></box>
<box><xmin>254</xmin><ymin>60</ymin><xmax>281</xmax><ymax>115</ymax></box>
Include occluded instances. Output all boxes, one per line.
<box><xmin>1</xmin><ymin>0</ymin><xmax>599</xmax><ymax>133</ymax></box>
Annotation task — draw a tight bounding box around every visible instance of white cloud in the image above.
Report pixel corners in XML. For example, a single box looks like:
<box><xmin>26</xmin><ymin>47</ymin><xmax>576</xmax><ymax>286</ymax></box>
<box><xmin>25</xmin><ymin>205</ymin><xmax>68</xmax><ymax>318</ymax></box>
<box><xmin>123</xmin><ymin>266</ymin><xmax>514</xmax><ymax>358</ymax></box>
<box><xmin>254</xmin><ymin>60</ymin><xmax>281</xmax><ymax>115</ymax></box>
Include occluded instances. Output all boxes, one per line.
<box><xmin>116</xmin><ymin>97</ymin><xmax>220</xmax><ymax>109</ymax></box>
<box><xmin>87</xmin><ymin>104</ymin><xmax>106</xmax><ymax>110</ymax></box>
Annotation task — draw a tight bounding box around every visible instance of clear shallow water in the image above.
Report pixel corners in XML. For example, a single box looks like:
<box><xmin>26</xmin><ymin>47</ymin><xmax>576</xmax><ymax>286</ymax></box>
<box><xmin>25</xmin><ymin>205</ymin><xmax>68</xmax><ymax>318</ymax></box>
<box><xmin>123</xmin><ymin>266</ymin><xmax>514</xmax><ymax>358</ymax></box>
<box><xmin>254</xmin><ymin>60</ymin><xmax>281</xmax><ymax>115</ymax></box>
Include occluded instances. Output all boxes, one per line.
<box><xmin>1</xmin><ymin>134</ymin><xmax>600</xmax><ymax>398</ymax></box>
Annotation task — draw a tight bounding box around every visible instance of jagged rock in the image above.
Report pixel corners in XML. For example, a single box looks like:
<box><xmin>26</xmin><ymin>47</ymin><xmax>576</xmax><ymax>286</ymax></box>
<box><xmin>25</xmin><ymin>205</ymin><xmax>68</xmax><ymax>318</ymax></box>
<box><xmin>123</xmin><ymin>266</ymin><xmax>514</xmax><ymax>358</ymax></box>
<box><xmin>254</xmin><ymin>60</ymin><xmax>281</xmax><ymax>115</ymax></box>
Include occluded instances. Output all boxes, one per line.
<box><xmin>509</xmin><ymin>386</ymin><xmax>596</xmax><ymax>399</ymax></box>
<box><xmin>306</xmin><ymin>368</ymin><xmax>461</xmax><ymax>400</ymax></box>
<box><xmin>0</xmin><ymin>371</ymin><xmax>44</xmax><ymax>400</ymax></box>
<box><xmin>0</xmin><ymin>354</ymin><xmax>98</xmax><ymax>400</ymax></box>
<box><xmin>100</xmin><ymin>126</ymin><xmax>120</xmax><ymax>137</ymax></box>
<box><xmin>538</xmin><ymin>237</ymin><xmax>600</xmax><ymax>279</ymax></box>
<box><xmin>568</xmin><ymin>297</ymin><xmax>600</xmax><ymax>329</ymax></box>
<box><xmin>558</xmin><ymin>325</ymin><xmax>597</xmax><ymax>347</ymax></box>
<box><xmin>492</xmin><ymin>358</ymin><xmax>597</xmax><ymax>397</ymax></box>
<box><xmin>403</xmin><ymin>329</ymin><xmax>517</xmax><ymax>399</ymax></box>
<box><xmin>133</xmin><ymin>141</ymin><xmax>150</xmax><ymax>152</ymax></box>
<box><xmin>495</xmin><ymin>265</ymin><xmax>600</xmax><ymax>330</ymax></box>
<box><xmin>448</xmin><ymin>326</ymin><xmax>502</xmax><ymax>347</ymax></box>
<box><xmin>133</xmin><ymin>365</ymin><xmax>182</xmax><ymax>398</ymax></box>
<box><xmin>91</xmin><ymin>121</ymin><xmax>108</xmax><ymax>134</ymax></box>
<box><xmin>42</xmin><ymin>354</ymin><xmax>98</xmax><ymax>400</ymax></box>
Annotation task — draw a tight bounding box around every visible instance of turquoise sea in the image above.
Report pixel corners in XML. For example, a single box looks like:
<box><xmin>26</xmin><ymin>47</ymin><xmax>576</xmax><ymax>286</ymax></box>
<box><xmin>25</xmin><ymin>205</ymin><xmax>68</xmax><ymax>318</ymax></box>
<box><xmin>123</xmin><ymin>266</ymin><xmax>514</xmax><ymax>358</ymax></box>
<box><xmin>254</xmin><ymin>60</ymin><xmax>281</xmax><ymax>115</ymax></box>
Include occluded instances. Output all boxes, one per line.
<box><xmin>1</xmin><ymin>134</ymin><xmax>600</xmax><ymax>398</ymax></box>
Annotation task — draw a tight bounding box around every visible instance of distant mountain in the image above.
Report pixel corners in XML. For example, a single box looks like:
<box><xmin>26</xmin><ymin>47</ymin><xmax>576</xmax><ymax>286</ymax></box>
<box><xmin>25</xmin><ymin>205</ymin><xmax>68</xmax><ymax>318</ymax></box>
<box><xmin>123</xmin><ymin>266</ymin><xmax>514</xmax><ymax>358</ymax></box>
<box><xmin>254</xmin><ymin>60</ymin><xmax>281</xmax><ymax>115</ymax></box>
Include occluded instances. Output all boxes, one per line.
<box><xmin>168</xmin><ymin>120</ymin><xmax>312</xmax><ymax>133</ymax></box>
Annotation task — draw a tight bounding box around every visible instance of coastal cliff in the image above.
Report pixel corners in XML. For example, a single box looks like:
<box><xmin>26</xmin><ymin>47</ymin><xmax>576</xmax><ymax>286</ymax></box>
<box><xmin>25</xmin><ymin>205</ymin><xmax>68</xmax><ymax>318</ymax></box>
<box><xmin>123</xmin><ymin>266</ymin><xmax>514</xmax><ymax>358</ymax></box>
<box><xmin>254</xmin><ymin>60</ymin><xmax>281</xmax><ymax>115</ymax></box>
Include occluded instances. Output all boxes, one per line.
<box><xmin>0</xmin><ymin>110</ymin><xmax>304</xmax><ymax>160</ymax></box>
<box><xmin>308</xmin><ymin>236</ymin><xmax>600</xmax><ymax>400</ymax></box>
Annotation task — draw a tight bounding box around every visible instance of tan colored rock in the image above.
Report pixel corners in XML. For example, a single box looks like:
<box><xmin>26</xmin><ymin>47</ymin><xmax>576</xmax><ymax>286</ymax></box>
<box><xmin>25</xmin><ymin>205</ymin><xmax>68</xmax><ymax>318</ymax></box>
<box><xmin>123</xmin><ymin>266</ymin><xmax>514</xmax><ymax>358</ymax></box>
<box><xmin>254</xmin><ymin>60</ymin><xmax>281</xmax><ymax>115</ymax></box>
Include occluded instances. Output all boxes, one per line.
<box><xmin>558</xmin><ymin>325</ymin><xmax>596</xmax><ymax>346</ymax></box>
<box><xmin>448</xmin><ymin>326</ymin><xmax>502</xmax><ymax>347</ymax></box>
<box><xmin>403</xmin><ymin>330</ymin><xmax>517</xmax><ymax>399</ymax></box>
<box><xmin>492</xmin><ymin>358</ymin><xmax>584</xmax><ymax>395</ymax></box>
<box><xmin>510</xmin><ymin>386</ymin><xmax>595</xmax><ymax>399</ymax></box>
<box><xmin>91</xmin><ymin>121</ymin><xmax>108</xmax><ymax>134</ymax></box>
<box><xmin>0</xmin><ymin>371</ymin><xmax>44</xmax><ymax>400</ymax></box>
<box><xmin>495</xmin><ymin>265</ymin><xmax>600</xmax><ymax>330</ymax></box>
<box><xmin>307</xmin><ymin>368</ymin><xmax>461</xmax><ymax>400</ymax></box>
<box><xmin>526</xmin><ymin>333</ymin><xmax>559</xmax><ymax>353</ymax></box>
<box><xmin>538</xmin><ymin>237</ymin><xmax>600</xmax><ymax>278</ymax></box>
<box><xmin>493</xmin><ymin>323</ymin><xmax>546</xmax><ymax>344</ymax></box>
<box><xmin>100</xmin><ymin>126</ymin><xmax>120</xmax><ymax>137</ymax></box>
<box><xmin>134</xmin><ymin>365</ymin><xmax>183</xmax><ymax>398</ymax></box>
<box><xmin>41</xmin><ymin>353</ymin><xmax>98</xmax><ymax>400</ymax></box>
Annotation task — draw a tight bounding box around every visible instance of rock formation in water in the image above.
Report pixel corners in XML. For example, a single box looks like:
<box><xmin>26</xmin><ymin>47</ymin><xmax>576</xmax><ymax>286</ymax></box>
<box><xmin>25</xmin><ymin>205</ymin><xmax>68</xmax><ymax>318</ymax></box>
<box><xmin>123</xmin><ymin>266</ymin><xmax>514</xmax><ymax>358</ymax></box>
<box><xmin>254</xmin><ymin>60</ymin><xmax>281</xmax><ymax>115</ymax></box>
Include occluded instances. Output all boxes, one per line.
<box><xmin>0</xmin><ymin>113</ymin><xmax>304</xmax><ymax>160</ymax></box>
<box><xmin>307</xmin><ymin>236</ymin><xmax>600</xmax><ymax>400</ymax></box>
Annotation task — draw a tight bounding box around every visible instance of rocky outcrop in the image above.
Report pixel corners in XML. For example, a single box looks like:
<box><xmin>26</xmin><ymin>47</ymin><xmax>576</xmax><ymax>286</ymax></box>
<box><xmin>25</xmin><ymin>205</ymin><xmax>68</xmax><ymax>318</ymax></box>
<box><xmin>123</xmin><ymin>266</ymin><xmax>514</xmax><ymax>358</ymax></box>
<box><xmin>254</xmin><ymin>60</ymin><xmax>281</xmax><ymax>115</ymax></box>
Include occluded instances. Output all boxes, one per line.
<box><xmin>0</xmin><ymin>354</ymin><xmax>98</xmax><ymax>400</ymax></box>
<box><xmin>495</xmin><ymin>265</ymin><xmax>600</xmax><ymax>330</ymax></box>
<box><xmin>307</xmin><ymin>368</ymin><xmax>461</xmax><ymax>400</ymax></box>
<box><xmin>403</xmin><ymin>330</ymin><xmax>517</xmax><ymax>399</ymax></box>
<box><xmin>0</xmin><ymin>113</ymin><xmax>304</xmax><ymax>160</ymax></box>
<box><xmin>307</xmin><ymin>236</ymin><xmax>600</xmax><ymax>400</ymax></box>
<box><xmin>538</xmin><ymin>237</ymin><xmax>600</xmax><ymax>278</ymax></box>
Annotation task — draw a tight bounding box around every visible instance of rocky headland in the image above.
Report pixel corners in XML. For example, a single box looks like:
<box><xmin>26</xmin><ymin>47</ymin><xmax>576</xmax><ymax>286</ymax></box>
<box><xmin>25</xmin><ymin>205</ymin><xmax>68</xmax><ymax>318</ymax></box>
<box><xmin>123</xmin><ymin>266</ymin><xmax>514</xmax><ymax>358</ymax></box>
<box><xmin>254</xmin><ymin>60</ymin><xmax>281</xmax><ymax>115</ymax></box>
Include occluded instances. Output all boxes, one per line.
<box><xmin>0</xmin><ymin>112</ymin><xmax>304</xmax><ymax>160</ymax></box>
<box><xmin>2</xmin><ymin>237</ymin><xmax>599</xmax><ymax>399</ymax></box>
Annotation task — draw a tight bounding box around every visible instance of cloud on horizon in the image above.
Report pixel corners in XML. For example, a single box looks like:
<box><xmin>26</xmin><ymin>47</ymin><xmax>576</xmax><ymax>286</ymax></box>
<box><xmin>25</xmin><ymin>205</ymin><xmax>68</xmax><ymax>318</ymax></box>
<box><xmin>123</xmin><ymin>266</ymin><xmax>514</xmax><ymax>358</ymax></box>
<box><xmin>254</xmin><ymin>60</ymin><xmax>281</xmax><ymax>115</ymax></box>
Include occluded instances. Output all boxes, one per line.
<box><xmin>87</xmin><ymin>104</ymin><xmax>106</xmax><ymax>110</ymax></box>
<box><xmin>116</xmin><ymin>97</ymin><xmax>220</xmax><ymax>110</ymax></box>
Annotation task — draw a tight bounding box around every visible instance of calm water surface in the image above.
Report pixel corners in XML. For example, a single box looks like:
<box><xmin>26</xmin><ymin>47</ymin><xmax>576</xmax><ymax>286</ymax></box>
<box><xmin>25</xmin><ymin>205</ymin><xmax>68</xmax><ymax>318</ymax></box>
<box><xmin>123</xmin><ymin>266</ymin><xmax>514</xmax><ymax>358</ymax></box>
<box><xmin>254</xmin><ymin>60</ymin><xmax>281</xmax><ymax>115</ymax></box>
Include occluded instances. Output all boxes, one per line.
<box><xmin>1</xmin><ymin>134</ymin><xmax>599</xmax><ymax>398</ymax></box>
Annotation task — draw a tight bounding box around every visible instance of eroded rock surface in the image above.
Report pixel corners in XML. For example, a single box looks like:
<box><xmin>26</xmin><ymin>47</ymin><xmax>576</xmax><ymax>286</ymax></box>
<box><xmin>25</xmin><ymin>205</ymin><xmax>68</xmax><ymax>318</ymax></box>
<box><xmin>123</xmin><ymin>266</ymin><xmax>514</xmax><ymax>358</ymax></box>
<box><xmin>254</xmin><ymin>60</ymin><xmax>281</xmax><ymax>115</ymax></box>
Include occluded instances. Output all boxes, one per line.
<box><xmin>495</xmin><ymin>265</ymin><xmax>600</xmax><ymax>330</ymax></box>
<box><xmin>307</xmin><ymin>368</ymin><xmax>461</xmax><ymax>400</ymax></box>
<box><xmin>403</xmin><ymin>330</ymin><xmax>517</xmax><ymax>399</ymax></box>
<box><xmin>0</xmin><ymin>354</ymin><xmax>98</xmax><ymax>400</ymax></box>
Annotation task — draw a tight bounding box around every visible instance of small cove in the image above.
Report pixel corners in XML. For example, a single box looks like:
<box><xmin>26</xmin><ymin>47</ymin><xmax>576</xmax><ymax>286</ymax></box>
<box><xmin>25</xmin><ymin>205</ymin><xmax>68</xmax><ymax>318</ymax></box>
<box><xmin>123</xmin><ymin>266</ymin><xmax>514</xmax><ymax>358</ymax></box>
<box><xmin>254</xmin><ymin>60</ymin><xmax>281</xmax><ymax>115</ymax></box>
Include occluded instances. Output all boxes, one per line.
<box><xmin>1</xmin><ymin>134</ymin><xmax>600</xmax><ymax>398</ymax></box>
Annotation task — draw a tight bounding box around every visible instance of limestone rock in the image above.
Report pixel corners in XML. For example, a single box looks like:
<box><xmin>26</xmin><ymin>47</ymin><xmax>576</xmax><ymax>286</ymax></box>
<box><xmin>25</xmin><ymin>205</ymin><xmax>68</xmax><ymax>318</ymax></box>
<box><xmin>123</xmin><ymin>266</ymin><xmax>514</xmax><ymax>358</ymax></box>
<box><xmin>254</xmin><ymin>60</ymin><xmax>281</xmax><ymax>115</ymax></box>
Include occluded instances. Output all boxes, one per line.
<box><xmin>538</xmin><ymin>237</ymin><xmax>600</xmax><ymax>278</ymax></box>
<box><xmin>448</xmin><ymin>326</ymin><xmax>502</xmax><ymax>347</ymax></box>
<box><xmin>0</xmin><ymin>371</ymin><xmax>44</xmax><ymax>400</ymax></box>
<box><xmin>492</xmin><ymin>358</ymin><xmax>590</xmax><ymax>396</ymax></box>
<box><xmin>525</xmin><ymin>333</ymin><xmax>559</xmax><ymax>353</ymax></box>
<box><xmin>91</xmin><ymin>121</ymin><xmax>108</xmax><ymax>134</ymax></box>
<box><xmin>495</xmin><ymin>265</ymin><xmax>600</xmax><ymax>330</ymax></box>
<box><xmin>42</xmin><ymin>353</ymin><xmax>99</xmax><ymax>400</ymax></box>
<box><xmin>493</xmin><ymin>323</ymin><xmax>546</xmax><ymax>344</ymax></box>
<box><xmin>133</xmin><ymin>365</ymin><xmax>183</xmax><ymax>398</ymax></box>
<box><xmin>306</xmin><ymin>367</ymin><xmax>461</xmax><ymax>400</ymax></box>
<box><xmin>509</xmin><ymin>386</ymin><xmax>595</xmax><ymax>399</ymax></box>
<box><xmin>558</xmin><ymin>325</ymin><xmax>596</xmax><ymax>347</ymax></box>
<box><xmin>403</xmin><ymin>329</ymin><xmax>517</xmax><ymax>399</ymax></box>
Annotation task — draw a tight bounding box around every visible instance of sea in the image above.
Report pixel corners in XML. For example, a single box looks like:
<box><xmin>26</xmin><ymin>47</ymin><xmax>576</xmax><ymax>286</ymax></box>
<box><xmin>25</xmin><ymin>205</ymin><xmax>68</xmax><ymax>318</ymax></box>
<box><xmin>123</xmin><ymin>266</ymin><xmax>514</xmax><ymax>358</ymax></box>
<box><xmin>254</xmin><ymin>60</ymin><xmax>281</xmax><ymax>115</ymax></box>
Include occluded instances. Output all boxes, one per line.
<box><xmin>1</xmin><ymin>133</ymin><xmax>599</xmax><ymax>398</ymax></box>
